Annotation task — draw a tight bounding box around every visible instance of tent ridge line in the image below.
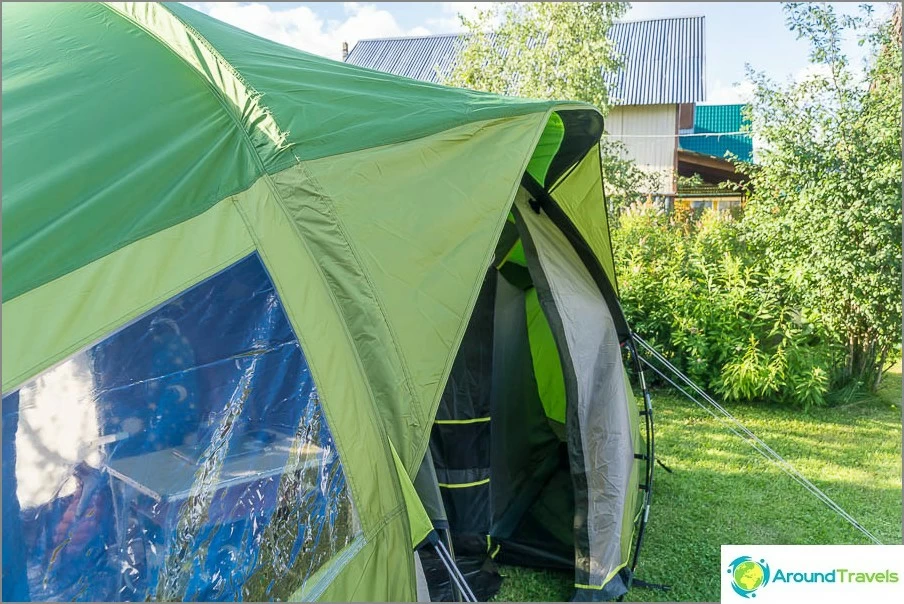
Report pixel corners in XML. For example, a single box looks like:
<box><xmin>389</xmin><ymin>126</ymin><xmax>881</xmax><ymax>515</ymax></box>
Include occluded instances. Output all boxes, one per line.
<box><xmin>103</xmin><ymin>2</ymin><xmax>292</xmax><ymax>164</ymax></box>
<box><xmin>262</xmin><ymin>113</ymin><xmax>550</xmax><ymax>174</ymax></box>
<box><xmin>258</xmin><ymin>104</ymin><xmax>595</xmax><ymax>173</ymax></box>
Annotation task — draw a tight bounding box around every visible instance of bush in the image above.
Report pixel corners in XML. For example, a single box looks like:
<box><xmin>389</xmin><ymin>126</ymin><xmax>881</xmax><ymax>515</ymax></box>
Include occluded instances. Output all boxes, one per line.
<box><xmin>613</xmin><ymin>202</ymin><xmax>836</xmax><ymax>409</ymax></box>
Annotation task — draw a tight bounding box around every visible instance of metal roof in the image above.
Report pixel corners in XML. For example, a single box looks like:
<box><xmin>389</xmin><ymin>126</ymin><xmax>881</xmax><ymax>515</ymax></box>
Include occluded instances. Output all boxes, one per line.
<box><xmin>679</xmin><ymin>104</ymin><xmax>753</xmax><ymax>162</ymax></box>
<box><xmin>345</xmin><ymin>17</ymin><xmax>706</xmax><ymax>106</ymax></box>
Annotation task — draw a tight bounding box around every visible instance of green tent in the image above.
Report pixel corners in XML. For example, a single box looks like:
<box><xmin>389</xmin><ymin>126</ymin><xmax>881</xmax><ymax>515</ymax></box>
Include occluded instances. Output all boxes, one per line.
<box><xmin>1</xmin><ymin>3</ymin><xmax>652</xmax><ymax>601</ymax></box>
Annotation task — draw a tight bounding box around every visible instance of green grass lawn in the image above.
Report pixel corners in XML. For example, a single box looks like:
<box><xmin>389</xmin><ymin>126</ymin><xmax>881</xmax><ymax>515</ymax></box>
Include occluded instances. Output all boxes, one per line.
<box><xmin>493</xmin><ymin>363</ymin><xmax>902</xmax><ymax>602</ymax></box>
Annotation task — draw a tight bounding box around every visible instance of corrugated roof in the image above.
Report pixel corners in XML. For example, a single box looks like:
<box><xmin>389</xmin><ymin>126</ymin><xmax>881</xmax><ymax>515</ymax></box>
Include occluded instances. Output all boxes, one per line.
<box><xmin>345</xmin><ymin>16</ymin><xmax>706</xmax><ymax>106</ymax></box>
<box><xmin>679</xmin><ymin>104</ymin><xmax>753</xmax><ymax>162</ymax></box>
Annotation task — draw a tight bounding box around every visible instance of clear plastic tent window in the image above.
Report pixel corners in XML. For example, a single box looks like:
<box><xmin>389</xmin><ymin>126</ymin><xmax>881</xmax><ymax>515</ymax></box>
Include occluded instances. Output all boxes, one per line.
<box><xmin>1</xmin><ymin>253</ymin><xmax>361</xmax><ymax>601</ymax></box>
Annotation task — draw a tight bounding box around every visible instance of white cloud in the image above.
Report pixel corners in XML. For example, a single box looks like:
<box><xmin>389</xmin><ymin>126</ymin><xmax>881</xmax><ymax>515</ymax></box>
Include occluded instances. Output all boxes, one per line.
<box><xmin>792</xmin><ymin>63</ymin><xmax>833</xmax><ymax>83</ymax></box>
<box><xmin>427</xmin><ymin>2</ymin><xmax>502</xmax><ymax>32</ymax></box>
<box><xmin>707</xmin><ymin>79</ymin><xmax>755</xmax><ymax>104</ymax></box>
<box><xmin>186</xmin><ymin>2</ymin><xmax>430</xmax><ymax>60</ymax></box>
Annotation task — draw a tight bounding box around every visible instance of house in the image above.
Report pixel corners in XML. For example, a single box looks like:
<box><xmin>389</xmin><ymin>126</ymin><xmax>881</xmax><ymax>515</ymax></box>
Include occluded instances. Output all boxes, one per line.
<box><xmin>675</xmin><ymin>103</ymin><xmax>754</xmax><ymax>212</ymax></box>
<box><xmin>345</xmin><ymin>16</ymin><xmax>706</xmax><ymax>200</ymax></box>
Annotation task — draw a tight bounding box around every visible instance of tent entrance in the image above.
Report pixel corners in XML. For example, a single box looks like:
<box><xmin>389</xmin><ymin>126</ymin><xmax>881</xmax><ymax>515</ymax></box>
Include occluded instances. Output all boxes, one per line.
<box><xmin>420</xmin><ymin>187</ymin><xmax>640</xmax><ymax>602</ymax></box>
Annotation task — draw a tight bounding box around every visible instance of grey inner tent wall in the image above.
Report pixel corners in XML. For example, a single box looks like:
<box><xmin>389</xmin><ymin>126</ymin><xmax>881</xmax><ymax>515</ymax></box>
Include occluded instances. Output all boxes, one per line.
<box><xmin>513</xmin><ymin>188</ymin><xmax>635</xmax><ymax>596</ymax></box>
<box><xmin>489</xmin><ymin>273</ymin><xmax>565</xmax><ymax>551</ymax></box>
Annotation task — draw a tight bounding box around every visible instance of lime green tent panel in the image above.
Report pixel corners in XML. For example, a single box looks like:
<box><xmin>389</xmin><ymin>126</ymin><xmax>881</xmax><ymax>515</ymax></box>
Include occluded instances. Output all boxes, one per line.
<box><xmin>525</xmin><ymin>288</ymin><xmax>567</xmax><ymax>425</ymax></box>
<box><xmin>389</xmin><ymin>441</ymin><xmax>434</xmax><ymax>548</ymax></box>
<box><xmin>551</xmin><ymin>148</ymin><xmax>619</xmax><ymax>291</ymax></box>
<box><xmin>526</xmin><ymin>112</ymin><xmax>566</xmax><ymax>184</ymax></box>
<box><xmin>621</xmin><ymin>373</ymin><xmax>642</xmax><ymax>562</ymax></box>
<box><xmin>315</xmin><ymin>513</ymin><xmax>415</xmax><ymax>602</ymax></box>
<box><xmin>272</xmin><ymin>113</ymin><xmax>551</xmax><ymax>472</ymax></box>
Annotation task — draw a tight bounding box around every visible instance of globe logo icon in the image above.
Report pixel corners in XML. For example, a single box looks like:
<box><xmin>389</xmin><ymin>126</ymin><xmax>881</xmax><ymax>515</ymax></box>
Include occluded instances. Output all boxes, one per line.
<box><xmin>727</xmin><ymin>556</ymin><xmax>771</xmax><ymax>598</ymax></box>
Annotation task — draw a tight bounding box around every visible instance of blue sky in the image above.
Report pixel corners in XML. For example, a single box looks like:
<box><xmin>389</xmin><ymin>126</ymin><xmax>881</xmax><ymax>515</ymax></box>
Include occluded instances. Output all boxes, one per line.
<box><xmin>188</xmin><ymin>2</ymin><xmax>891</xmax><ymax>103</ymax></box>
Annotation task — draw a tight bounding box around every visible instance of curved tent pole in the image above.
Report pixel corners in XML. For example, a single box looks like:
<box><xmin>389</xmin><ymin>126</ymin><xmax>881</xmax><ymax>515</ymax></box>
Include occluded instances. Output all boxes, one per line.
<box><xmin>625</xmin><ymin>335</ymin><xmax>655</xmax><ymax>577</ymax></box>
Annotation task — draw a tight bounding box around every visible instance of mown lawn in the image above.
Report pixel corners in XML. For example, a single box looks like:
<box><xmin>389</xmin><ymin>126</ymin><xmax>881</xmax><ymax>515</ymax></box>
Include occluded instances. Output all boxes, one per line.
<box><xmin>493</xmin><ymin>363</ymin><xmax>902</xmax><ymax>602</ymax></box>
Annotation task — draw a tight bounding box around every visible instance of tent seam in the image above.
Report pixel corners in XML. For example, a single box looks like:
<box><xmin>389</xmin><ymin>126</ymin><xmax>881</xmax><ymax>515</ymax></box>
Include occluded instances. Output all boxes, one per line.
<box><xmin>230</xmin><ymin>181</ymin><xmax>406</xmax><ymax>540</ymax></box>
<box><xmin>101</xmin><ymin>2</ymin><xmax>285</xmax><ymax>174</ymax></box>
<box><xmin>155</xmin><ymin>3</ymin><xmax>291</xmax><ymax>151</ymax></box>
<box><xmin>3</xmin><ymin>243</ymin><xmax>255</xmax><ymax>394</ymax></box>
<box><xmin>293</xmin><ymin>161</ymin><xmax>428</xmax><ymax>435</ymax></box>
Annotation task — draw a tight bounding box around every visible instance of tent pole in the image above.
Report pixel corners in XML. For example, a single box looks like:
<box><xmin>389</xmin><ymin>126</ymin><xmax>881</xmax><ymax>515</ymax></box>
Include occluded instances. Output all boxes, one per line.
<box><xmin>427</xmin><ymin>532</ymin><xmax>477</xmax><ymax>602</ymax></box>
<box><xmin>435</xmin><ymin>537</ymin><xmax>478</xmax><ymax>602</ymax></box>
<box><xmin>625</xmin><ymin>335</ymin><xmax>655</xmax><ymax>579</ymax></box>
<box><xmin>442</xmin><ymin>528</ymin><xmax>462</xmax><ymax>602</ymax></box>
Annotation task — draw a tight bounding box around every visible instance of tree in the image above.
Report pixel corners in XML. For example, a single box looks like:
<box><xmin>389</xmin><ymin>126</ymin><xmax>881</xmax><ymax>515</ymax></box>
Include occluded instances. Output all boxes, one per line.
<box><xmin>445</xmin><ymin>2</ymin><xmax>627</xmax><ymax>109</ymax></box>
<box><xmin>445</xmin><ymin>2</ymin><xmax>654</xmax><ymax>211</ymax></box>
<box><xmin>738</xmin><ymin>2</ymin><xmax>902</xmax><ymax>391</ymax></box>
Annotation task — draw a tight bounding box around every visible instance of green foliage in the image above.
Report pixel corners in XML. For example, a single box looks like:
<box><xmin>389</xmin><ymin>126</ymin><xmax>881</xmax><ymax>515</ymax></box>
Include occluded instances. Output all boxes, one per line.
<box><xmin>738</xmin><ymin>3</ymin><xmax>902</xmax><ymax>392</ymax></box>
<box><xmin>445</xmin><ymin>2</ymin><xmax>627</xmax><ymax>110</ymax></box>
<box><xmin>614</xmin><ymin>203</ymin><xmax>838</xmax><ymax>408</ymax></box>
<box><xmin>615</xmin><ymin>4</ymin><xmax>900</xmax><ymax>406</ymax></box>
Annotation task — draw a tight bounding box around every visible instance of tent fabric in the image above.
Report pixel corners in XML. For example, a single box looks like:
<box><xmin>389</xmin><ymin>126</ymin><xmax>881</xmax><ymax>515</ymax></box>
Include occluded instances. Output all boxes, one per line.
<box><xmin>1</xmin><ymin>2</ymin><xmax>261</xmax><ymax>302</ymax></box>
<box><xmin>526</xmin><ymin>112</ymin><xmax>566</xmax><ymax>184</ymax></box>
<box><xmin>389</xmin><ymin>441</ymin><xmax>435</xmax><ymax>548</ymax></box>
<box><xmin>526</xmin><ymin>287</ymin><xmax>568</xmax><ymax>427</ymax></box>
<box><xmin>414</xmin><ymin>448</ymin><xmax>449</xmax><ymax>529</ymax></box>
<box><xmin>549</xmin><ymin>149</ymin><xmax>619</xmax><ymax>292</ymax></box>
<box><xmin>277</xmin><ymin>114</ymin><xmax>549</xmax><ymax>473</ymax></box>
<box><xmin>2</xmin><ymin>2</ymin><xmax>642</xmax><ymax>602</ymax></box>
<box><xmin>430</xmin><ymin>269</ymin><xmax>496</xmax><ymax>536</ymax></box>
<box><xmin>414</xmin><ymin>550</ymin><xmax>431</xmax><ymax>602</ymax></box>
<box><xmin>1</xmin><ymin>1</ymin><xmax>587</xmax><ymax>304</ymax></box>
<box><xmin>515</xmin><ymin>191</ymin><xmax>638</xmax><ymax>597</ymax></box>
<box><xmin>488</xmin><ymin>274</ymin><xmax>563</xmax><ymax>540</ymax></box>
<box><xmin>2</xmin><ymin>196</ymin><xmax>256</xmax><ymax>393</ymax></box>
<box><xmin>161</xmin><ymin>1</ymin><xmax>566</xmax><ymax>169</ymax></box>
<box><xmin>229</xmin><ymin>178</ymin><xmax>407</xmax><ymax>543</ymax></box>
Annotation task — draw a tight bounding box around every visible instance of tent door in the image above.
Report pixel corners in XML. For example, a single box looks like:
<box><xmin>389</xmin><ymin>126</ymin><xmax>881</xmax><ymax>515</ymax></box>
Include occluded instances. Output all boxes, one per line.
<box><xmin>512</xmin><ymin>188</ymin><xmax>636</xmax><ymax>599</ymax></box>
<box><xmin>420</xmin><ymin>186</ymin><xmax>638</xmax><ymax>601</ymax></box>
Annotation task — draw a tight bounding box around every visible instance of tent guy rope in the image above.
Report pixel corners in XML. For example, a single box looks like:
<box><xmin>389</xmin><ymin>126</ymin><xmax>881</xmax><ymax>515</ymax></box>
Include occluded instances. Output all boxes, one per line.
<box><xmin>632</xmin><ymin>333</ymin><xmax>883</xmax><ymax>545</ymax></box>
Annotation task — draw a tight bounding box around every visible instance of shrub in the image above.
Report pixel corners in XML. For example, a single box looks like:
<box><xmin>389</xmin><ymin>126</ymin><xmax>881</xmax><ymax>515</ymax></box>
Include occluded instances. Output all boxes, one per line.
<box><xmin>613</xmin><ymin>202</ymin><xmax>836</xmax><ymax>409</ymax></box>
